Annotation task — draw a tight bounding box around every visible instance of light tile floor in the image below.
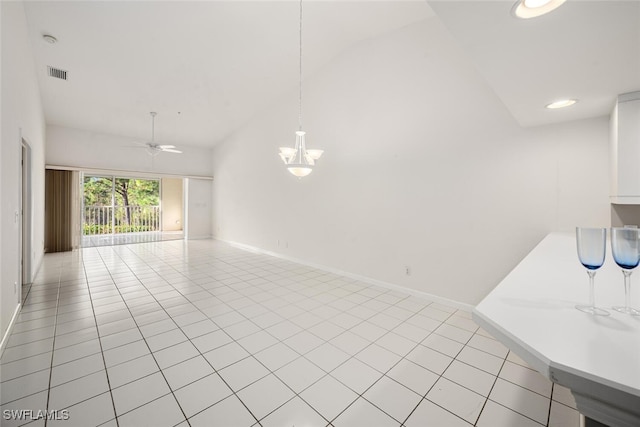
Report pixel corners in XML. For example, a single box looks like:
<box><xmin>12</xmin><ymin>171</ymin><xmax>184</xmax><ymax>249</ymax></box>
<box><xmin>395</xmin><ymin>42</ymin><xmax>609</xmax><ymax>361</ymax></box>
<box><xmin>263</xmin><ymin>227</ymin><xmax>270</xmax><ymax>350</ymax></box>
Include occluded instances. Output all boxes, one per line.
<box><xmin>0</xmin><ymin>240</ymin><xmax>582</xmax><ymax>427</ymax></box>
<box><xmin>81</xmin><ymin>232</ymin><xmax>184</xmax><ymax>248</ymax></box>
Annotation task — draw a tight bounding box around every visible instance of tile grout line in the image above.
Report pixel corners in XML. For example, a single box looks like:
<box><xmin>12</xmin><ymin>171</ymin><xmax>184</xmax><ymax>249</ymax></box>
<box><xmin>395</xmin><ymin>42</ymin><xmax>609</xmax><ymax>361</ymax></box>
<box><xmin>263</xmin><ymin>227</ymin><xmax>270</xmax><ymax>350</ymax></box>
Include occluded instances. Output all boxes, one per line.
<box><xmin>469</xmin><ymin>344</ymin><xmax>510</xmax><ymax>426</ymax></box>
<box><xmin>369</xmin><ymin>309</ymin><xmax>470</xmax><ymax>427</ymax></box>
<box><xmin>173</xmin><ymin>247</ymin><xmax>430</xmax><ymax>424</ymax></box>
<box><xmin>185</xmin><ymin>246</ymin><xmax>516</xmax><ymax>422</ymax></box>
<box><xmin>547</xmin><ymin>383</ymin><xmax>557</xmax><ymax>426</ymax></box>
<box><xmin>324</xmin><ymin>304</ymin><xmax>448</xmax><ymax>425</ymax></box>
<box><xmin>347</xmin><ymin>304</ymin><xmax>472</xmax><ymax>425</ymax></box>
<box><xmin>79</xmin><ymin>247</ymin><xmax>120</xmax><ymax>427</ymax></box>
<box><xmin>113</xmin><ymin>242</ymin><xmax>332</xmax><ymax>425</ymax></box>
<box><xmin>120</xmin><ymin>241</ymin><xmax>471</xmax><ymax>426</ymax></box>
<box><xmin>98</xmin><ymin>242</ymin><xmax>319</xmax><ymax>426</ymax></box>
<box><xmin>3</xmin><ymin>239</ymin><xmax>572</xmax><ymax>427</ymax></box>
<box><xmin>42</xmin><ymin>259</ymin><xmax>63</xmax><ymax>427</ymax></box>
<box><xmin>253</xmin><ymin>291</ymin><xmax>451</xmax><ymax>425</ymax></box>
<box><xmin>90</xmin><ymin>245</ymin><xmax>194</xmax><ymax>427</ymax></box>
<box><xmin>112</xmin><ymin>242</ymin><xmax>374</xmax><ymax>425</ymax></box>
<box><xmin>397</xmin><ymin>310</ymin><xmax>471</xmax><ymax>427</ymax></box>
<box><xmin>475</xmin><ymin>350</ymin><xmax>553</xmax><ymax>426</ymax></box>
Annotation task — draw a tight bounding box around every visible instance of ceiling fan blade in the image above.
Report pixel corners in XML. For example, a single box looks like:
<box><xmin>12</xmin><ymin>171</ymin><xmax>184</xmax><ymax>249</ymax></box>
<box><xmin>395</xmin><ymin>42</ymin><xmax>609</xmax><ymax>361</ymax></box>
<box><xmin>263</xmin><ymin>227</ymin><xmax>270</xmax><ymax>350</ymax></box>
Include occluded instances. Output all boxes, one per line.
<box><xmin>127</xmin><ymin>141</ymin><xmax>149</xmax><ymax>147</ymax></box>
<box><xmin>158</xmin><ymin>145</ymin><xmax>176</xmax><ymax>149</ymax></box>
<box><xmin>162</xmin><ymin>148</ymin><xmax>182</xmax><ymax>154</ymax></box>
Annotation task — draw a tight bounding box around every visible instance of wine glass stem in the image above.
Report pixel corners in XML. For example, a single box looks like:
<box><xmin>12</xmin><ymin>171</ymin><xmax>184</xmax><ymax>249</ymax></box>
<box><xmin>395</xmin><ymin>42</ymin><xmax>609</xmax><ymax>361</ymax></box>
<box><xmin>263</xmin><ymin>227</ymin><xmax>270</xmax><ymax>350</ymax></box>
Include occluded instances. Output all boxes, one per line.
<box><xmin>587</xmin><ymin>270</ymin><xmax>596</xmax><ymax>308</ymax></box>
<box><xmin>623</xmin><ymin>270</ymin><xmax>633</xmax><ymax>310</ymax></box>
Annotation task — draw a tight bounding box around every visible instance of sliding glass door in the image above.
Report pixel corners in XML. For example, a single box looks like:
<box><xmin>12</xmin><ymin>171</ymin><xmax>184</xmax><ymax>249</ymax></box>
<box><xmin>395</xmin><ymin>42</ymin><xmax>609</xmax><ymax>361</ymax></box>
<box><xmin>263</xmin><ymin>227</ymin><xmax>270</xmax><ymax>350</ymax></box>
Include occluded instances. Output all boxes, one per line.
<box><xmin>83</xmin><ymin>175</ymin><xmax>160</xmax><ymax>236</ymax></box>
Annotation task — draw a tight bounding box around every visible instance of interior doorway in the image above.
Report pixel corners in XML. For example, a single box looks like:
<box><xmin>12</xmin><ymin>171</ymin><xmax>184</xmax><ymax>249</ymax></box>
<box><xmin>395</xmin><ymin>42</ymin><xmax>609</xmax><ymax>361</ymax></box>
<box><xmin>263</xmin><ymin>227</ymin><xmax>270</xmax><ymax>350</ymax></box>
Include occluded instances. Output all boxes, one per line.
<box><xmin>21</xmin><ymin>140</ymin><xmax>32</xmax><ymax>293</ymax></box>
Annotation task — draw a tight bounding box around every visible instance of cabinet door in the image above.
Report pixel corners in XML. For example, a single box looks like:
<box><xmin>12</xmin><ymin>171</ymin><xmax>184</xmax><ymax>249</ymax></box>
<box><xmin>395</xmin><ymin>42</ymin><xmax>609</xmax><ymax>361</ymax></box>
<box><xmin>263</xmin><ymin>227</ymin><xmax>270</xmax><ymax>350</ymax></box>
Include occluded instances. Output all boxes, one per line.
<box><xmin>611</xmin><ymin>94</ymin><xmax>640</xmax><ymax>200</ymax></box>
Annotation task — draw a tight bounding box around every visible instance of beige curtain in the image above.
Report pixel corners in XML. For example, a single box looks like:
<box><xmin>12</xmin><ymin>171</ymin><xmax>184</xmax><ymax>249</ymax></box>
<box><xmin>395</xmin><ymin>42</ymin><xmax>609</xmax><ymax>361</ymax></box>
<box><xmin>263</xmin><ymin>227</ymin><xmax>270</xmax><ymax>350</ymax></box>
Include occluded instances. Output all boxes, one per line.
<box><xmin>45</xmin><ymin>169</ymin><xmax>81</xmax><ymax>252</ymax></box>
<box><xmin>70</xmin><ymin>171</ymin><xmax>81</xmax><ymax>249</ymax></box>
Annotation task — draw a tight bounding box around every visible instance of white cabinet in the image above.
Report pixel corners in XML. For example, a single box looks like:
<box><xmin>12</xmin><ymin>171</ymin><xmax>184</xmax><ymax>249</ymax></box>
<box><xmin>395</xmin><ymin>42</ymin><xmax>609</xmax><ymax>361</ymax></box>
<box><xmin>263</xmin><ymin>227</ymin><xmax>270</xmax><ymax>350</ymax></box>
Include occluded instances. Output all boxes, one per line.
<box><xmin>611</xmin><ymin>91</ymin><xmax>640</xmax><ymax>204</ymax></box>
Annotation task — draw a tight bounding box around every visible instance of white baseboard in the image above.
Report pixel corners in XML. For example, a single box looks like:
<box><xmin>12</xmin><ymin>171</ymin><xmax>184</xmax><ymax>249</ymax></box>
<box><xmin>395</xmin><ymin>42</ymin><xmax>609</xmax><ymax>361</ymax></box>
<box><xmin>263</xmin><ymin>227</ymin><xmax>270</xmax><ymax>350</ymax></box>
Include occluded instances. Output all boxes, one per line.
<box><xmin>0</xmin><ymin>251</ymin><xmax>43</xmax><ymax>358</ymax></box>
<box><xmin>217</xmin><ymin>238</ymin><xmax>474</xmax><ymax>312</ymax></box>
<box><xmin>0</xmin><ymin>303</ymin><xmax>22</xmax><ymax>359</ymax></box>
<box><xmin>186</xmin><ymin>235</ymin><xmax>213</xmax><ymax>240</ymax></box>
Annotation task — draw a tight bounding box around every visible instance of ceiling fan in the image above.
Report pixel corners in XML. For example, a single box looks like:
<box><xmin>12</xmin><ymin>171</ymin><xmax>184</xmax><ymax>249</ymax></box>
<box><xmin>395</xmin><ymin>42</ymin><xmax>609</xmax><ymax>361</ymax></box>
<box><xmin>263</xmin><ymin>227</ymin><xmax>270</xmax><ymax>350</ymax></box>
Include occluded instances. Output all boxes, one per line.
<box><xmin>135</xmin><ymin>112</ymin><xmax>182</xmax><ymax>156</ymax></box>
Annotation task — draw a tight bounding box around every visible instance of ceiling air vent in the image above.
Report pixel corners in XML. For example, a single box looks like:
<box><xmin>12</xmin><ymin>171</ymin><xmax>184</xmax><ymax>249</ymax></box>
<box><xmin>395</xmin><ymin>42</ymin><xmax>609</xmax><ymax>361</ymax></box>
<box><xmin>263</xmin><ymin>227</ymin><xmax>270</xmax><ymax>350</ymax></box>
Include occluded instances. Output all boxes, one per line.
<box><xmin>47</xmin><ymin>66</ymin><xmax>67</xmax><ymax>81</ymax></box>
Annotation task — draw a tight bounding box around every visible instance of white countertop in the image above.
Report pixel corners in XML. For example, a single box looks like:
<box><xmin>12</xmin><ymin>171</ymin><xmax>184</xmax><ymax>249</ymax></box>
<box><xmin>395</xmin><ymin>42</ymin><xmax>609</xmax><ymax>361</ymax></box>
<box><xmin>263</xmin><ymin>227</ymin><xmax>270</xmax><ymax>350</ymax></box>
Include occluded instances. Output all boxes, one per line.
<box><xmin>473</xmin><ymin>232</ymin><xmax>640</xmax><ymax>426</ymax></box>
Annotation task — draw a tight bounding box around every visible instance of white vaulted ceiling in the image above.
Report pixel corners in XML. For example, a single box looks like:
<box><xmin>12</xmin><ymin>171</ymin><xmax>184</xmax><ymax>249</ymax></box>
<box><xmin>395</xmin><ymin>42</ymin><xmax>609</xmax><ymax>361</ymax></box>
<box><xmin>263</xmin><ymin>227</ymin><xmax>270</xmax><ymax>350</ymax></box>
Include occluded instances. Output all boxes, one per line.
<box><xmin>24</xmin><ymin>0</ymin><xmax>433</xmax><ymax>147</ymax></box>
<box><xmin>429</xmin><ymin>0</ymin><xmax>640</xmax><ymax>127</ymax></box>
<box><xmin>23</xmin><ymin>0</ymin><xmax>640</xmax><ymax>147</ymax></box>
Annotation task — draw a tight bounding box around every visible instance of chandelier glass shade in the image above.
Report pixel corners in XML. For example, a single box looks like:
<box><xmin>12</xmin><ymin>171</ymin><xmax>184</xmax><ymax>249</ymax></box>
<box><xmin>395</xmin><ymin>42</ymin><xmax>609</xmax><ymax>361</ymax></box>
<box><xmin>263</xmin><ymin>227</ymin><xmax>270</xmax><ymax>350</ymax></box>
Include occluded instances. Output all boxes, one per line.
<box><xmin>279</xmin><ymin>0</ymin><xmax>323</xmax><ymax>178</ymax></box>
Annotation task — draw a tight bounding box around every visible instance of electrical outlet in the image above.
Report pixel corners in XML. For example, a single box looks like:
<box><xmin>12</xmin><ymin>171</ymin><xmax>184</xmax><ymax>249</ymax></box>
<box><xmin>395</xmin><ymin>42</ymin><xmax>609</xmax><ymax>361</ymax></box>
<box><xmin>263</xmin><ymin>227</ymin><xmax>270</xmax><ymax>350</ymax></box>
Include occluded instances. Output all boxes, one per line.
<box><xmin>405</xmin><ymin>266</ymin><xmax>411</xmax><ymax>276</ymax></box>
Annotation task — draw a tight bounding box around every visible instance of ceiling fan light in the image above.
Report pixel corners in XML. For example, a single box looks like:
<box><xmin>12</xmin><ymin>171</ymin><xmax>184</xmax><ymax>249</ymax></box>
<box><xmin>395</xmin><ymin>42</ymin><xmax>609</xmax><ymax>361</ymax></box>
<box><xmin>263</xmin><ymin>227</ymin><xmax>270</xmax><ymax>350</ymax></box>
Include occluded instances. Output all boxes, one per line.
<box><xmin>42</xmin><ymin>34</ymin><xmax>58</xmax><ymax>44</ymax></box>
<box><xmin>545</xmin><ymin>99</ymin><xmax>577</xmax><ymax>109</ymax></box>
<box><xmin>142</xmin><ymin>113</ymin><xmax>182</xmax><ymax>155</ymax></box>
<box><xmin>146</xmin><ymin>147</ymin><xmax>160</xmax><ymax>157</ymax></box>
<box><xmin>523</xmin><ymin>0</ymin><xmax>552</xmax><ymax>8</ymax></box>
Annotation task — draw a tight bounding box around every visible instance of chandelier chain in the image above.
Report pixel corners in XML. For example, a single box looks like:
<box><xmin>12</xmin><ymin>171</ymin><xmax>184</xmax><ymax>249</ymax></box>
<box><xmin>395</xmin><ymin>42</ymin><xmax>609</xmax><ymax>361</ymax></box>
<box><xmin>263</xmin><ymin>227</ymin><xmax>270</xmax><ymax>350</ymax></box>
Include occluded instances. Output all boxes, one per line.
<box><xmin>278</xmin><ymin>0</ymin><xmax>322</xmax><ymax>178</ymax></box>
<box><xmin>298</xmin><ymin>0</ymin><xmax>303</xmax><ymax>131</ymax></box>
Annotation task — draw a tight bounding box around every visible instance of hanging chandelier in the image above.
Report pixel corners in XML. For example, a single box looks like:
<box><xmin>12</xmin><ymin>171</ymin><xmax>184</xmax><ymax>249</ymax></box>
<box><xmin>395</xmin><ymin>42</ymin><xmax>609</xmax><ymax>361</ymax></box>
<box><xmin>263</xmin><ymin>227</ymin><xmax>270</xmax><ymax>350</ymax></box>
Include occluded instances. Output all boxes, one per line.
<box><xmin>278</xmin><ymin>0</ymin><xmax>323</xmax><ymax>178</ymax></box>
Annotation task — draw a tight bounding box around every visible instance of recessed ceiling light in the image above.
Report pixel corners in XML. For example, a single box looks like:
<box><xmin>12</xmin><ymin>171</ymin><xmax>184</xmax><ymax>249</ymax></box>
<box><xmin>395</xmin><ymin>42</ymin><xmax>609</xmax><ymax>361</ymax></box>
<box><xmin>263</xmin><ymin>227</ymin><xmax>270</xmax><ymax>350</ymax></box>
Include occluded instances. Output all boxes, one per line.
<box><xmin>546</xmin><ymin>99</ymin><xmax>577</xmax><ymax>109</ymax></box>
<box><xmin>524</xmin><ymin>0</ymin><xmax>553</xmax><ymax>8</ymax></box>
<box><xmin>512</xmin><ymin>0</ymin><xmax>566</xmax><ymax>19</ymax></box>
<box><xmin>42</xmin><ymin>34</ymin><xmax>58</xmax><ymax>44</ymax></box>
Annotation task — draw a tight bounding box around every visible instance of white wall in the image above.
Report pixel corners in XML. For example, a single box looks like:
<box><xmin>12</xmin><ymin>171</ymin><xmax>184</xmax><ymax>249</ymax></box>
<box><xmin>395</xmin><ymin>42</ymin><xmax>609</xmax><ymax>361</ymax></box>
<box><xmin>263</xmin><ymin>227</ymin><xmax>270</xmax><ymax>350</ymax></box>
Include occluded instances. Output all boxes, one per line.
<box><xmin>212</xmin><ymin>17</ymin><xmax>610</xmax><ymax>306</ymax></box>
<box><xmin>1</xmin><ymin>2</ymin><xmax>47</xmax><ymax>343</ymax></box>
<box><xmin>46</xmin><ymin>125</ymin><xmax>213</xmax><ymax>178</ymax></box>
<box><xmin>184</xmin><ymin>179</ymin><xmax>212</xmax><ymax>239</ymax></box>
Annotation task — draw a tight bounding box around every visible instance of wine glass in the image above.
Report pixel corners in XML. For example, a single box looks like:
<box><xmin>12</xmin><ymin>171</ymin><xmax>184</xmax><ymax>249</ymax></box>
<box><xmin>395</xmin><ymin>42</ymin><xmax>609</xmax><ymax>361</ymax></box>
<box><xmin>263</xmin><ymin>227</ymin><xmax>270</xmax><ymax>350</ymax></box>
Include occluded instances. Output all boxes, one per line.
<box><xmin>575</xmin><ymin>227</ymin><xmax>609</xmax><ymax>315</ymax></box>
<box><xmin>611</xmin><ymin>227</ymin><xmax>640</xmax><ymax>316</ymax></box>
